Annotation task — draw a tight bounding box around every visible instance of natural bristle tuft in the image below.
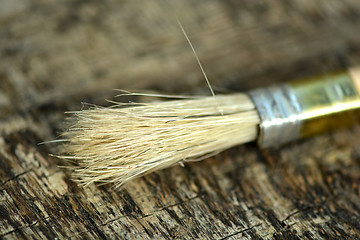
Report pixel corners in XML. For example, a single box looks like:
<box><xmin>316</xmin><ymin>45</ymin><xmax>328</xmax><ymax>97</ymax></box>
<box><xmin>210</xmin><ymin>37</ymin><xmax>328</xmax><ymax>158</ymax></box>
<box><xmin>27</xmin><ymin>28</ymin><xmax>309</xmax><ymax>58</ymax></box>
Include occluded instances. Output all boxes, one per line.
<box><xmin>60</xmin><ymin>94</ymin><xmax>259</xmax><ymax>188</ymax></box>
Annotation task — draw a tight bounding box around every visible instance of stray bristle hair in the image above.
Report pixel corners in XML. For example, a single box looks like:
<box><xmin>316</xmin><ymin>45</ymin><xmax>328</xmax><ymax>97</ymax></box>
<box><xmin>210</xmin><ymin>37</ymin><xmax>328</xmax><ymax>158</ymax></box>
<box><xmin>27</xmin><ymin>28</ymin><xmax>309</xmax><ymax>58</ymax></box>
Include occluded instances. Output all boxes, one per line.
<box><xmin>60</xmin><ymin>94</ymin><xmax>259</xmax><ymax>188</ymax></box>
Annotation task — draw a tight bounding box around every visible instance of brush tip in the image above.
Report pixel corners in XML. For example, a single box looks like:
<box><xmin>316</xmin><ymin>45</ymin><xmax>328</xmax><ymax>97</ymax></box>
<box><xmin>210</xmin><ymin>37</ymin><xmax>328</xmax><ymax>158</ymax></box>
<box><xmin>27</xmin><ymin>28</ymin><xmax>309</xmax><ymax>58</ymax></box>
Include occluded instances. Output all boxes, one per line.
<box><xmin>60</xmin><ymin>94</ymin><xmax>259</xmax><ymax>187</ymax></box>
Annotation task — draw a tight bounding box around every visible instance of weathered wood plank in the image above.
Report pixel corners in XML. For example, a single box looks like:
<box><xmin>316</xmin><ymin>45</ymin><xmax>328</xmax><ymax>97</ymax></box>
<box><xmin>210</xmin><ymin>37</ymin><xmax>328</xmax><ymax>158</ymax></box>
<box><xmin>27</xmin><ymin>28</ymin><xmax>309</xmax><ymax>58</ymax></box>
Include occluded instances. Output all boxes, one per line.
<box><xmin>0</xmin><ymin>0</ymin><xmax>360</xmax><ymax>239</ymax></box>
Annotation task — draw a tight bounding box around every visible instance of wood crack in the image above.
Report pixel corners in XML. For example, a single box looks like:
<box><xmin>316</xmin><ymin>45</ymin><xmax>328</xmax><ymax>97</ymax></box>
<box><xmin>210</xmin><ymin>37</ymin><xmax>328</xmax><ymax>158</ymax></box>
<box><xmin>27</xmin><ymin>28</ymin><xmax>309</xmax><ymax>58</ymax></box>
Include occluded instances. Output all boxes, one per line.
<box><xmin>0</xmin><ymin>168</ymin><xmax>34</xmax><ymax>189</ymax></box>
<box><xmin>0</xmin><ymin>217</ymin><xmax>50</xmax><ymax>238</ymax></box>
<box><xmin>219</xmin><ymin>223</ymin><xmax>262</xmax><ymax>240</ymax></box>
<box><xmin>102</xmin><ymin>193</ymin><xmax>203</xmax><ymax>226</ymax></box>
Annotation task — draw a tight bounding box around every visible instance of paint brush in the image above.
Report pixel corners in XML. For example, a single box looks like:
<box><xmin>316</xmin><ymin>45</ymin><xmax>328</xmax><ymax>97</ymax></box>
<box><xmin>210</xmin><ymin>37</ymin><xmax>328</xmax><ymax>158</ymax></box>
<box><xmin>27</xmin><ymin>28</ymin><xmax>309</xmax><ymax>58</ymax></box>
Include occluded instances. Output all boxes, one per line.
<box><xmin>58</xmin><ymin>67</ymin><xmax>360</xmax><ymax>187</ymax></box>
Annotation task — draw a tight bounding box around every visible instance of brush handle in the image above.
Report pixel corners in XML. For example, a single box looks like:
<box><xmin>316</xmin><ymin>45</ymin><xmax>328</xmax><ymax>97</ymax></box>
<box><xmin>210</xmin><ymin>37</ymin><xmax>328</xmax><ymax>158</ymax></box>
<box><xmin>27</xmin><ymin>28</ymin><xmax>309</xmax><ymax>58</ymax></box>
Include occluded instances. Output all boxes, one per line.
<box><xmin>249</xmin><ymin>67</ymin><xmax>360</xmax><ymax>147</ymax></box>
<box><xmin>350</xmin><ymin>66</ymin><xmax>360</xmax><ymax>92</ymax></box>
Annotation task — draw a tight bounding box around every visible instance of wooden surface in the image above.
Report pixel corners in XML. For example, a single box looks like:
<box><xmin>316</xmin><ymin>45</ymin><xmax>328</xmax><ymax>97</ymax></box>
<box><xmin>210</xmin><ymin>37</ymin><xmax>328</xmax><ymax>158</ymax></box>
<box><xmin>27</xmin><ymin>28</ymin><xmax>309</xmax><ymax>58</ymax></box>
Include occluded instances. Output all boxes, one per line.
<box><xmin>1</xmin><ymin>0</ymin><xmax>360</xmax><ymax>239</ymax></box>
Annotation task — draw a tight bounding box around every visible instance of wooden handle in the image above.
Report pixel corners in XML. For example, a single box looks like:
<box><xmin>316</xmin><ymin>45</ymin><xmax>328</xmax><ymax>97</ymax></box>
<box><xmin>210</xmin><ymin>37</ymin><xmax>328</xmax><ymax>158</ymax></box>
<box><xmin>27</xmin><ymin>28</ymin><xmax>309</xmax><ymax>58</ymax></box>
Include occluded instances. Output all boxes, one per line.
<box><xmin>350</xmin><ymin>66</ymin><xmax>360</xmax><ymax>93</ymax></box>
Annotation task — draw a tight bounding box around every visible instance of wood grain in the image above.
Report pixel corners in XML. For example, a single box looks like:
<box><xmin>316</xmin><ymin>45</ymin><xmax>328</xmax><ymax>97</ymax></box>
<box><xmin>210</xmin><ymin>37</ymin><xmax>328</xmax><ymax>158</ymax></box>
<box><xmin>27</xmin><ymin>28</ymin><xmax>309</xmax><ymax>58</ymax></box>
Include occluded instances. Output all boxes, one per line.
<box><xmin>0</xmin><ymin>0</ymin><xmax>360</xmax><ymax>239</ymax></box>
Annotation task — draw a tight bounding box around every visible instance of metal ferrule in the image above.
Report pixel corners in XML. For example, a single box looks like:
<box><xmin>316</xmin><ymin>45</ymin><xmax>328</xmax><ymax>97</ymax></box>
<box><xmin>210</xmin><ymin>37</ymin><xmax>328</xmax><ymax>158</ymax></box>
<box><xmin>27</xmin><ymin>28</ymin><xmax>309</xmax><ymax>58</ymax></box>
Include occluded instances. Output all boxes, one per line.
<box><xmin>249</xmin><ymin>70</ymin><xmax>360</xmax><ymax>148</ymax></box>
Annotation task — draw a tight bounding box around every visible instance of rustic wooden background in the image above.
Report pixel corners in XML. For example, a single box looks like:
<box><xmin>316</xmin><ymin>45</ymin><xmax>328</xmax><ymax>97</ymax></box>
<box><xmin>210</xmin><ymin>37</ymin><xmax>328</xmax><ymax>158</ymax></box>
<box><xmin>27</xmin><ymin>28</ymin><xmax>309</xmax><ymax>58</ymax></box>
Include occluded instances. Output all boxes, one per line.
<box><xmin>1</xmin><ymin>0</ymin><xmax>360</xmax><ymax>239</ymax></box>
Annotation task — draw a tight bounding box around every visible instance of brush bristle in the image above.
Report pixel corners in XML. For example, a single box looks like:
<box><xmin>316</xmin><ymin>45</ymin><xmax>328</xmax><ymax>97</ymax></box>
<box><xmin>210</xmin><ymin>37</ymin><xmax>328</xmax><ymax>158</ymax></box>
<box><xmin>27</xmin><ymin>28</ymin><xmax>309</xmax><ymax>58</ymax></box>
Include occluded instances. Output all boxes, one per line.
<box><xmin>60</xmin><ymin>94</ymin><xmax>259</xmax><ymax>188</ymax></box>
